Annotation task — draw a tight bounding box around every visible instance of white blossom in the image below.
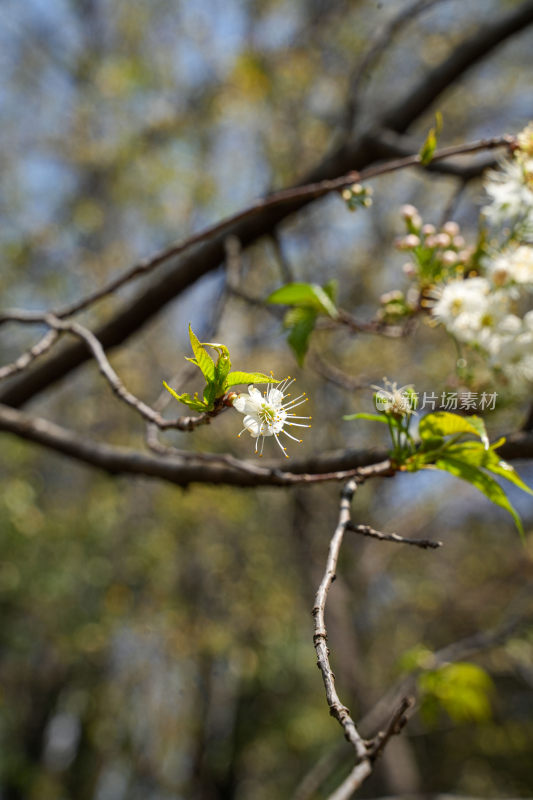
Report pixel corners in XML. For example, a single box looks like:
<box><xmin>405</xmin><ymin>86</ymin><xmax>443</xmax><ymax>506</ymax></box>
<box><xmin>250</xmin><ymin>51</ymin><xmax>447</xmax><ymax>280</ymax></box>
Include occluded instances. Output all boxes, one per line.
<box><xmin>482</xmin><ymin>158</ymin><xmax>533</xmax><ymax>227</ymax></box>
<box><xmin>489</xmin><ymin>328</ymin><xmax>533</xmax><ymax>389</ymax></box>
<box><xmin>372</xmin><ymin>380</ymin><xmax>416</xmax><ymax>418</ymax></box>
<box><xmin>232</xmin><ymin>378</ymin><xmax>311</xmax><ymax>457</ymax></box>
<box><xmin>485</xmin><ymin>245</ymin><xmax>533</xmax><ymax>288</ymax></box>
<box><xmin>431</xmin><ymin>278</ymin><xmax>509</xmax><ymax>344</ymax></box>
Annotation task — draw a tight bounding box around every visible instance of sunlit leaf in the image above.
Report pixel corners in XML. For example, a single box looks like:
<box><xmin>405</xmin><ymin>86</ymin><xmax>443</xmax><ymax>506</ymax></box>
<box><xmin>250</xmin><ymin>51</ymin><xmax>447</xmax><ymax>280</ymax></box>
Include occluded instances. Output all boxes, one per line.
<box><xmin>267</xmin><ymin>282</ymin><xmax>338</xmax><ymax>318</ymax></box>
<box><xmin>419</xmin><ymin>661</ymin><xmax>493</xmax><ymax>723</ymax></box>
<box><xmin>188</xmin><ymin>324</ymin><xmax>215</xmax><ymax>381</ymax></box>
<box><xmin>436</xmin><ymin>441</ymin><xmax>533</xmax><ymax>496</ymax></box>
<box><xmin>419</xmin><ymin>111</ymin><xmax>443</xmax><ymax>166</ymax></box>
<box><xmin>214</xmin><ymin>351</ymin><xmax>231</xmax><ymax>388</ymax></box>
<box><xmin>419</xmin><ymin>411</ymin><xmax>489</xmax><ymax>448</ymax></box>
<box><xmin>163</xmin><ymin>382</ymin><xmax>208</xmax><ymax>412</ymax></box>
<box><xmin>225</xmin><ymin>371</ymin><xmax>278</xmax><ymax>388</ymax></box>
<box><xmin>343</xmin><ymin>412</ymin><xmax>390</xmax><ymax>423</ymax></box>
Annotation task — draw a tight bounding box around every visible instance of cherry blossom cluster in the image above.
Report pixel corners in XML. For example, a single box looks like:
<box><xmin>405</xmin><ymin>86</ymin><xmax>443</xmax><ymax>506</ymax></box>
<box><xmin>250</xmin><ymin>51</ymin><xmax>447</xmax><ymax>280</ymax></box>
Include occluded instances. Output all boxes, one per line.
<box><xmin>387</xmin><ymin>122</ymin><xmax>533</xmax><ymax>392</ymax></box>
<box><xmin>482</xmin><ymin>121</ymin><xmax>533</xmax><ymax>237</ymax></box>
<box><xmin>379</xmin><ymin>208</ymin><xmax>475</xmax><ymax>324</ymax></box>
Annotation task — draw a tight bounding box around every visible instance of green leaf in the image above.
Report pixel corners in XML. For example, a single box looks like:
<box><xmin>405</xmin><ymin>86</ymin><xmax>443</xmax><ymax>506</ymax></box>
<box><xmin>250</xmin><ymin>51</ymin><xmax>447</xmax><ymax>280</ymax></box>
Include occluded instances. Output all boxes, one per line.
<box><xmin>343</xmin><ymin>412</ymin><xmax>390</xmax><ymax>423</ymax></box>
<box><xmin>322</xmin><ymin>278</ymin><xmax>338</xmax><ymax>305</ymax></box>
<box><xmin>224</xmin><ymin>371</ymin><xmax>279</xmax><ymax>388</ymax></box>
<box><xmin>419</xmin><ymin>111</ymin><xmax>443</xmax><ymax>166</ymax></box>
<box><xmin>203</xmin><ymin>341</ymin><xmax>230</xmax><ymax>360</ymax></box>
<box><xmin>267</xmin><ymin>282</ymin><xmax>338</xmax><ymax>318</ymax></box>
<box><xmin>488</xmin><ymin>457</ymin><xmax>533</xmax><ymax>496</ymax></box>
<box><xmin>419</xmin><ymin>411</ymin><xmax>489</xmax><ymax>448</ymax></box>
<box><xmin>285</xmin><ymin>307</ymin><xmax>317</xmax><ymax>366</ymax></box>
<box><xmin>163</xmin><ymin>382</ymin><xmax>207</xmax><ymax>412</ymax></box>
<box><xmin>419</xmin><ymin>662</ymin><xmax>493</xmax><ymax>723</ymax></box>
<box><xmin>430</xmin><ymin>456</ymin><xmax>524</xmax><ymax>536</ymax></box>
<box><xmin>434</xmin><ymin>440</ymin><xmax>532</xmax><ymax>496</ymax></box>
<box><xmin>214</xmin><ymin>351</ymin><xmax>231</xmax><ymax>389</ymax></box>
<box><xmin>188</xmin><ymin>324</ymin><xmax>215</xmax><ymax>381</ymax></box>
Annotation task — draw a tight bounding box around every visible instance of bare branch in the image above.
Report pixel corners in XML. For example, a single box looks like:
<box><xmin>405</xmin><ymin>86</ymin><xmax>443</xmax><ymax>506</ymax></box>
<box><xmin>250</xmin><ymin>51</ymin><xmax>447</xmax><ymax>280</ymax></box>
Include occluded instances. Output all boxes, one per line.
<box><xmin>313</xmin><ymin>479</ymin><xmax>373</xmax><ymax>793</ymax></box>
<box><xmin>0</xmin><ymin>136</ymin><xmax>513</xmax><ymax>410</ymax></box>
<box><xmin>1</xmin><ymin>312</ymin><xmax>221</xmax><ymax>431</ymax></box>
<box><xmin>0</xmin><ymin>329</ymin><xmax>59</xmax><ymax>380</ymax></box>
<box><xmin>313</xmin><ymin>481</ymin><xmax>368</xmax><ymax>756</ymax></box>
<box><xmin>367</xmin><ymin>696</ymin><xmax>414</xmax><ymax>761</ymax></box>
<box><xmin>325</xmin><ymin>760</ymin><xmax>372</xmax><ymax>800</ymax></box>
<box><xmin>343</xmin><ymin>0</ymin><xmax>446</xmax><ymax>130</ymax></box>
<box><xmin>0</xmin><ymin>401</ymin><xmax>396</xmax><ymax>487</ymax></box>
<box><xmin>309</xmin><ymin>353</ymin><xmax>370</xmax><ymax>393</ymax></box>
<box><xmin>382</xmin><ymin>0</ymin><xmax>533</xmax><ymax>134</ymax></box>
<box><xmin>365</xmin><ymin>127</ymin><xmax>500</xmax><ymax>181</ymax></box>
<box><xmin>360</xmin><ymin>592</ymin><xmax>533</xmax><ymax>737</ymax></box>
<box><xmin>1</xmin><ymin>393</ymin><xmax>531</xmax><ymax>488</ymax></box>
<box><xmin>313</xmin><ymin>480</ymin><xmax>420</xmax><ymax>799</ymax></box>
<box><xmin>347</xmin><ymin>522</ymin><xmax>442</xmax><ymax>549</ymax></box>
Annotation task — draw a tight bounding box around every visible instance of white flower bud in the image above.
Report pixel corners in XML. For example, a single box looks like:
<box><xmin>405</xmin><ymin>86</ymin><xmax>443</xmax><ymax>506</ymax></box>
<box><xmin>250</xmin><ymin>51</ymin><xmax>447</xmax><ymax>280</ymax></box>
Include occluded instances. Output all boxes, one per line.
<box><xmin>441</xmin><ymin>250</ymin><xmax>458</xmax><ymax>266</ymax></box>
<box><xmin>422</xmin><ymin>223</ymin><xmax>436</xmax><ymax>236</ymax></box>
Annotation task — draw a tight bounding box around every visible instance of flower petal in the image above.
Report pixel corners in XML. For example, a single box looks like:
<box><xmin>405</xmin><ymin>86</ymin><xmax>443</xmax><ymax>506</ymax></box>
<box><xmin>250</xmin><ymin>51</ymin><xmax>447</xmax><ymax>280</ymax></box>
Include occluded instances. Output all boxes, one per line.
<box><xmin>243</xmin><ymin>415</ymin><xmax>262</xmax><ymax>437</ymax></box>
<box><xmin>267</xmin><ymin>388</ymin><xmax>284</xmax><ymax>406</ymax></box>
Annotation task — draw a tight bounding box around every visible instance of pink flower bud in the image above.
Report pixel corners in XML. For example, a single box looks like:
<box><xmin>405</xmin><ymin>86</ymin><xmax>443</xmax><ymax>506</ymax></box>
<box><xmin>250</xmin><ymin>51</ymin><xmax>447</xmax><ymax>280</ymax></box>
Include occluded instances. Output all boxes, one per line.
<box><xmin>434</xmin><ymin>233</ymin><xmax>451</xmax><ymax>248</ymax></box>
<box><xmin>401</xmin><ymin>204</ymin><xmax>418</xmax><ymax>220</ymax></box>
<box><xmin>442</xmin><ymin>221</ymin><xmax>460</xmax><ymax>237</ymax></box>
<box><xmin>402</xmin><ymin>262</ymin><xmax>416</xmax><ymax>277</ymax></box>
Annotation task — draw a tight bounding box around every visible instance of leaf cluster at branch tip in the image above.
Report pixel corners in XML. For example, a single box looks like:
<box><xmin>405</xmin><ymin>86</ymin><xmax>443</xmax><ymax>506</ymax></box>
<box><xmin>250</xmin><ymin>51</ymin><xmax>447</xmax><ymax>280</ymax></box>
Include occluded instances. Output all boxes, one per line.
<box><xmin>163</xmin><ymin>325</ymin><xmax>279</xmax><ymax>413</ymax></box>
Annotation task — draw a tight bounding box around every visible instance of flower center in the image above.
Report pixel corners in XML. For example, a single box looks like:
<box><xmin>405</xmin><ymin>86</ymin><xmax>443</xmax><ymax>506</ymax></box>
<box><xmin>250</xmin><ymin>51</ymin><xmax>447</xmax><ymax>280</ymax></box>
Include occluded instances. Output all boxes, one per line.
<box><xmin>259</xmin><ymin>403</ymin><xmax>276</xmax><ymax>425</ymax></box>
<box><xmin>450</xmin><ymin>298</ymin><xmax>463</xmax><ymax>316</ymax></box>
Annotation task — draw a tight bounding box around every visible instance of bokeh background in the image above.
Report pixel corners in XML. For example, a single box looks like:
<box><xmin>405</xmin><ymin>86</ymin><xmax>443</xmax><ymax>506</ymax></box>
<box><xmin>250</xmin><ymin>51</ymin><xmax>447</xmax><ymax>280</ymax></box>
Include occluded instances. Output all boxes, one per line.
<box><xmin>1</xmin><ymin>1</ymin><xmax>533</xmax><ymax>798</ymax></box>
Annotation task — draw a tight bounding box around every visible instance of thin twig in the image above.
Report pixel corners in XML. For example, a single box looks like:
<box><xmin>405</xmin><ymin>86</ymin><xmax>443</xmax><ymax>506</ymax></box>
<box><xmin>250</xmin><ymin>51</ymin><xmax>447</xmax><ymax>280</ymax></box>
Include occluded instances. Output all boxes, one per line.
<box><xmin>312</xmin><ymin>476</ymin><xmax>440</xmax><ymax>798</ymax></box>
<box><xmin>360</xmin><ymin>593</ymin><xmax>533</xmax><ymax>738</ymax></box>
<box><xmin>347</xmin><ymin>522</ymin><xmax>442</xmax><ymax>549</ymax></box>
<box><xmin>0</xmin><ymin>135</ymin><xmax>512</xmax><ymax>331</ymax></box>
<box><xmin>439</xmin><ymin>178</ymin><xmax>469</xmax><ymax>227</ymax></box>
<box><xmin>325</xmin><ymin>696</ymin><xmax>414</xmax><ymax>800</ymax></box>
<box><xmin>309</xmin><ymin>353</ymin><xmax>369</xmax><ymax>392</ymax></box>
<box><xmin>312</xmin><ymin>479</ymin><xmax>372</xmax><ymax>793</ymax></box>
<box><xmin>1</xmin><ymin>311</ymin><xmax>220</xmax><ymax>431</ymax></box>
<box><xmin>367</xmin><ymin>696</ymin><xmax>414</xmax><ymax>761</ymax></box>
<box><xmin>0</xmin><ymin>329</ymin><xmax>59</xmax><ymax>380</ymax></box>
<box><xmin>344</xmin><ymin>0</ymin><xmax>446</xmax><ymax>130</ymax></box>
